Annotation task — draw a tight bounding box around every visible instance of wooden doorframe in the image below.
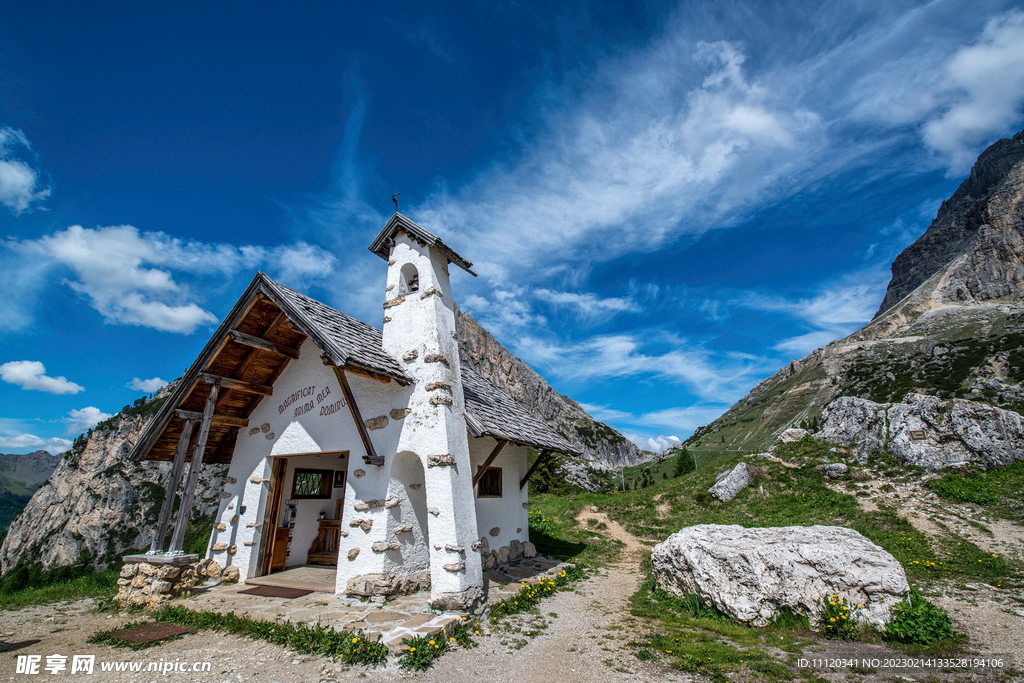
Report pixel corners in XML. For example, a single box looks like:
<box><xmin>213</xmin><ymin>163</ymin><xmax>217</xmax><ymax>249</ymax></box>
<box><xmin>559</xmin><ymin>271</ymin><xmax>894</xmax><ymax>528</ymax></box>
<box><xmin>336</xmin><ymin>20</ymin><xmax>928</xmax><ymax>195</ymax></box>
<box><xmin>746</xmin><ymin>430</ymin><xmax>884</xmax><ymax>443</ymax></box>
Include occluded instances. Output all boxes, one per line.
<box><xmin>256</xmin><ymin>457</ymin><xmax>288</xmax><ymax>577</ymax></box>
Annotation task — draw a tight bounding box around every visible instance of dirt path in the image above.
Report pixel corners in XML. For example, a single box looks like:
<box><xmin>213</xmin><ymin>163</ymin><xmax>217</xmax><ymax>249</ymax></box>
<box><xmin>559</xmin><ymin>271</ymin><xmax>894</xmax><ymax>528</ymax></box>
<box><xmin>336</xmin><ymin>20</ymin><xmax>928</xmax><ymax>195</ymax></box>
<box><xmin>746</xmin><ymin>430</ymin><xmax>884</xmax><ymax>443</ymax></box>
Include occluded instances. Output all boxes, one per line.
<box><xmin>0</xmin><ymin>511</ymin><xmax>692</xmax><ymax>683</ymax></box>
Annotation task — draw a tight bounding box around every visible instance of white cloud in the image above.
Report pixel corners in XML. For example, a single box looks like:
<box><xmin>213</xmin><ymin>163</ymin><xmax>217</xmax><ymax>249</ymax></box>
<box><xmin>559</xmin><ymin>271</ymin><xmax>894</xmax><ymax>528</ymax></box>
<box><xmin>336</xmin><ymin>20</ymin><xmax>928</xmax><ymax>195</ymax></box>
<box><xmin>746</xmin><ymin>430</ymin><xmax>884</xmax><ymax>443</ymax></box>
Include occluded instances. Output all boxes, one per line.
<box><xmin>63</xmin><ymin>407</ymin><xmax>113</xmax><ymax>435</ymax></box>
<box><xmin>128</xmin><ymin>377</ymin><xmax>167</xmax><ymax>392</ymax></box>
<box><xmin>637</xmin><ymin>405</ymin><xmax>731</xmax><ymax>432</ymax></box>
<box><xmin>923</xmin><ymin>12</ymin><xmax>1024</xmax><ymax>172</ymax></box>
<box><xmin>0</xmin><ymin>360</ymin><xmax>84</xmax><ymax>394</ymax></box>
<box><xmin>6</xmin><ymin>225</ymin><xmax>337</xmax><ymax>334</ymax></box>
<box><xmin>0</xmin><ymin>127</ymin><xmax>50</xmax><ymax>214</ymax></box>
<box><xmin>0</xmin><ymin>432</ymin><xmax>71</xmax><ymax>454</ymax></box>
<box><xmin>533</xmin><ymin>289</ymin><xmax>639</xmax><ymax>323</ymax></box>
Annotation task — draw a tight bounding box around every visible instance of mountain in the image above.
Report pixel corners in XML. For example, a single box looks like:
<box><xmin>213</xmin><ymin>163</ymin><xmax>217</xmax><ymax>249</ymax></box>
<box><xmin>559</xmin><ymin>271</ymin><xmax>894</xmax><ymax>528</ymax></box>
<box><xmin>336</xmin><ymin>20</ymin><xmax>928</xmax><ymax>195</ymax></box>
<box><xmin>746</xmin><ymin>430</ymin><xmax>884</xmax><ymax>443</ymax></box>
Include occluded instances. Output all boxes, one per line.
<box><xmin>456</xmin><ymin>306</ymin><xmax>647</xmax><ymax>469</ymax></box>
<box><xmin>688</xmin><ymin>128</ymin><xmax>1024</xmax><ymax>451</ymax></box>
<box><xmin>0</xmin><ymin>388</ymin><xmax>228</xmax><ymax>574</ymax></box>
<box><xmin>0</xmin><ymin>451</ymin><xmax>60</xmax><ymax>541</ymax></box>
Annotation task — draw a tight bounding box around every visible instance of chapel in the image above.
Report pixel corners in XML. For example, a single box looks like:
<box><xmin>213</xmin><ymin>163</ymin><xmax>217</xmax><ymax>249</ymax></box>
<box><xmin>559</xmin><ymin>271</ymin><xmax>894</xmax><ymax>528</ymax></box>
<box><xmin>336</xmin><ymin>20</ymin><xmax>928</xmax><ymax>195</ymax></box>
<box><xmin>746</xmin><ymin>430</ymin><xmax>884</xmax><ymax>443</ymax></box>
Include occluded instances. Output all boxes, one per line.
<box><xmin>126</xmin><ymin>213</ymin><xmax>581</xmax><ymax>609</ymax></box>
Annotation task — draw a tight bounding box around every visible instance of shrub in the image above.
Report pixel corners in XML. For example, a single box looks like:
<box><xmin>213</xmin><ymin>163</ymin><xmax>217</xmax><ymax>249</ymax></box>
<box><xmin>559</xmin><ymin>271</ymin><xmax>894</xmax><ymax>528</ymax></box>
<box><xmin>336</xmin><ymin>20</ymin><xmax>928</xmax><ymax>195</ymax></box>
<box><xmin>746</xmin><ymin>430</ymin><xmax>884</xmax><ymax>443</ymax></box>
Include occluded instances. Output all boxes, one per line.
<box><xmin>672</xmin><ymin>448</ymin><xmax>695</xmax><ymax>477</ymax></box>
<box><xmin>883</xmin><ymin>589</ymin><xmax>958</xmax><ymax>645</ymax></box>
<box><xmin>817</xmin><ymin>594</ymin><xmax>859</xmax><ymax>640</ymax></box>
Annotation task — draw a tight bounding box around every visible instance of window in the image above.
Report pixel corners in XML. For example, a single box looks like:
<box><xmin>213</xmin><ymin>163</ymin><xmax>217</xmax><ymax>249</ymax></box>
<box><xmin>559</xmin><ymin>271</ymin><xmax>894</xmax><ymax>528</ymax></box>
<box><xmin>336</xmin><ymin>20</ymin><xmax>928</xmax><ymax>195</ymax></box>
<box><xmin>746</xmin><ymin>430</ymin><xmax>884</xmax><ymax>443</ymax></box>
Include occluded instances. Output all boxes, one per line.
<box><xmin>291</xmin><ymin>468</ymin><xmax>333</xmax><ymax>499</ymax></box>
<box><xmin>477</xmin><ymin>467</ymin><xmax>502</xmax><ymax>498</ymax></box>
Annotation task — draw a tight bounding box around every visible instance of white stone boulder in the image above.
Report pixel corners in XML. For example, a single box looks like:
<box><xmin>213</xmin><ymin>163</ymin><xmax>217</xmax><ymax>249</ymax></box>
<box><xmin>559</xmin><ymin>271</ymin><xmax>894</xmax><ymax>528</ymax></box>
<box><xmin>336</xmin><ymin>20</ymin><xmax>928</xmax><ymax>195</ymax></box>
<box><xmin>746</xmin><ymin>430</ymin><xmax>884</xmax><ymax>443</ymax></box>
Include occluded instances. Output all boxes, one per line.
<box><xmin>778</xmin><ymin>428</ymin><xmax>809</xmax><ymax>443</ymax></box>
<box><xmin>652</xmin><ymin>524</ymin><xmax>908</xmax><ymax>627</ymax></box>
<box><xmin>817</xmin><ymin>394</ymin><xmax>1024</xmax><ymax>469</ymax></box>
<box><xmin>708</xmin><ymin>463</ymin><xmax>762</xmax><ymax>502</ymax></box>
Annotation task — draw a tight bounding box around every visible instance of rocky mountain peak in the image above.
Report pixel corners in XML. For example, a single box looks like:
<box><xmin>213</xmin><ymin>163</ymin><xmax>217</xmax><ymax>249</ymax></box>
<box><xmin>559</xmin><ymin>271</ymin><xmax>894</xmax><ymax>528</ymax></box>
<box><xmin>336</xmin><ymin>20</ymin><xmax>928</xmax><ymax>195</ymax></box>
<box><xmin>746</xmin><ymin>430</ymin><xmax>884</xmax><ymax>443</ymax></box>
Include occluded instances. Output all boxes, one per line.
<box><xmin>875</xmin><ymin>128</ymin><xmax>1024</xmax><ymax>318</ymax></box>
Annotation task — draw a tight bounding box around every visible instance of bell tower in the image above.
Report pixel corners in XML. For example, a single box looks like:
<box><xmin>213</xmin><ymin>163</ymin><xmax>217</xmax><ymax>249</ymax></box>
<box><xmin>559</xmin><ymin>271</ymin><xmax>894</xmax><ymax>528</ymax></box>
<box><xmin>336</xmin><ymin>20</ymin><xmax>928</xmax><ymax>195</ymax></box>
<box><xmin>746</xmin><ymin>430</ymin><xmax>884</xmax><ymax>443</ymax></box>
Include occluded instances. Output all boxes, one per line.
<box><xmin>367</xmin><ymin>213</ymin><xmax>483</xmax><ymax>608</ymax></box>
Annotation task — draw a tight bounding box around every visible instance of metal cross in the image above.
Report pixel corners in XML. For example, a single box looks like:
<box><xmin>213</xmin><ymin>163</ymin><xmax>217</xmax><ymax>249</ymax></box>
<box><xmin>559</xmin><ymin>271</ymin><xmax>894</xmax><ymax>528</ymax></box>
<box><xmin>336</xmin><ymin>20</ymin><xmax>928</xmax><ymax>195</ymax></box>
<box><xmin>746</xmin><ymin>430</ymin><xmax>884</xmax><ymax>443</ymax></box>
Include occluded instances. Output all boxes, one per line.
<box><xmin>392</xmin><ymin>191</ymin><xmax>400</xmax><ymax>212</ymax></box>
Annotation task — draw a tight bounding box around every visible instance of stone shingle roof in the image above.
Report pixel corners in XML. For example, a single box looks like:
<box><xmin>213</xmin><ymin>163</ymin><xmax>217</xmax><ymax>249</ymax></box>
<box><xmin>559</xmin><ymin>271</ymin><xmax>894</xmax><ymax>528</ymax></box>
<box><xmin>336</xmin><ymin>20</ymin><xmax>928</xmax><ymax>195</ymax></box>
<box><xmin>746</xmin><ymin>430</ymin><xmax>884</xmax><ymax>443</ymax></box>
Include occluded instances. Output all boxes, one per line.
<box><xmin>368</xmin><ymin>213</ymin><xmax>476</xmax><ymax>275</ymax></box>
<box><xmin>265</xmin><ymin>279</ymin><xmax>412</xmax><ymax>384</ymax></box>
<box><xmin>461</xmin><ymin>365</ymin><xmax>582</xmax><ymax>455</ymax></box>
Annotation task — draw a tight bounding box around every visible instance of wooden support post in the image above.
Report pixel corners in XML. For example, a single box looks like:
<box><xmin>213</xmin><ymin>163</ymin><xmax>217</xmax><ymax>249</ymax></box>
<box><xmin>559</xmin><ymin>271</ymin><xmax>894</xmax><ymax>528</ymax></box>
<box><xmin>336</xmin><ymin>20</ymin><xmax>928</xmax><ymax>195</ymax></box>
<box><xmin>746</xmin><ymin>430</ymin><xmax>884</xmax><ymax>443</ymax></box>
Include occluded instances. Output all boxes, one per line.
<box><xmin>473</xmin><ymin>439</ymin><xmax>507</xmax><ymax>488</ymax></box>
<box><xmin>170</xmin><ymin>382</ymin><xmax>220</xmax><ymax>553</ymax></box>
<box><xmin>520</xmin><ymin>449</ymin><xmax>553</xmax><ymax>490</ymax></box>
<box><xmin>149</xmin><ymin>419</ymin><xmax>194</xmax><ymax>553</ymax></box>
<box><xmin>333</xmin><ymin>367</ymin><xmax>383</xmax><ymax>466</ymax></box>
<box><xmin>257</xmin><ymin>457</ymin><xmax>288</xmax><ymax>576</ymax></box>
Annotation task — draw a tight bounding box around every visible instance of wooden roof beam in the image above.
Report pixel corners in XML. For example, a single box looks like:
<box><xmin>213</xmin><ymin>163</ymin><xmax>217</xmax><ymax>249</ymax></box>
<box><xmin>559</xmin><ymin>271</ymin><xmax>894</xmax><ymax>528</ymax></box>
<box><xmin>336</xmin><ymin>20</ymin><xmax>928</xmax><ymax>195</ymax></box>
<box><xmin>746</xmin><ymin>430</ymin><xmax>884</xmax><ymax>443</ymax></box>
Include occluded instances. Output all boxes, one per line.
<box><xmin>228</xmin><ymin>329</ymin><xmax>300</xmax><ymax>359</ymax></box>
<box><xmin>200</xmin><ymin>373</ymin><xmax>273</xmax><ymax>396</ymax></box>
<box><xmin>174</xmin><ymin>409</ymin><xmax>250</xmax><ymax>428</ymax></box>
<box><xmin>473</xmin><ymin>439</ymin><xmax>507</xmax><ymax>488</ymax></box>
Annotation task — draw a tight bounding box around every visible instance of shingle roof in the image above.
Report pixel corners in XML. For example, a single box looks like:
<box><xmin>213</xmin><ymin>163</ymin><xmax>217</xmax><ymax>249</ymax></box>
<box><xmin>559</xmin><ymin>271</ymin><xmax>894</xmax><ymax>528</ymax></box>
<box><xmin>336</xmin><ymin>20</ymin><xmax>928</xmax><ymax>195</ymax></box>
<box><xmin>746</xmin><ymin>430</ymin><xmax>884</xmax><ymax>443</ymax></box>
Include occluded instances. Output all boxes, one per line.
<box><xmin>368</xmin><ymin>213</ymin><xmax>476</xmax><ymax>275</ymax></box>
<box><xmin>461</xmin><ymin>365</ymin><xmax>582</xmax><ymax>455</ymax></box>
<box><xmin>265</xmin><ymin>279</ymin><xmax>411</xmax><ymax>383</ymax></box>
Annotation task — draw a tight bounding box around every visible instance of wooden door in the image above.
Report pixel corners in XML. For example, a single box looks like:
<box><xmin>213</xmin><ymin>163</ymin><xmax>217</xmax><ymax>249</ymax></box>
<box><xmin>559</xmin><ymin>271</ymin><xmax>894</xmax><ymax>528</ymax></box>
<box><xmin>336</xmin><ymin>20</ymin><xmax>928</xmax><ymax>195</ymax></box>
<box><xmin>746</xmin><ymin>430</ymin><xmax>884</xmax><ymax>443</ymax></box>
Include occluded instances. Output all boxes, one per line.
<box><xmin>257</xmin><ymin>457</ymin><xmax>288</xmax><ymax>576</ymax></box>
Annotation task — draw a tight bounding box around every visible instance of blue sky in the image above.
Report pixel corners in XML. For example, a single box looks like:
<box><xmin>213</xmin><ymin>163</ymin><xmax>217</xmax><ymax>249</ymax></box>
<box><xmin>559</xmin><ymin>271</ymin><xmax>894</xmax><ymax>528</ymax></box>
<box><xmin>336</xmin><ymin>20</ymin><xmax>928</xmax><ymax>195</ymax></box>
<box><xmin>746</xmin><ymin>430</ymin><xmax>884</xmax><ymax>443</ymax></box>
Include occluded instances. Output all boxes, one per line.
<box><xmin>2</xmin><ymin>0</ymin><xmax>1024</xmax><ymax>455</ymax></box>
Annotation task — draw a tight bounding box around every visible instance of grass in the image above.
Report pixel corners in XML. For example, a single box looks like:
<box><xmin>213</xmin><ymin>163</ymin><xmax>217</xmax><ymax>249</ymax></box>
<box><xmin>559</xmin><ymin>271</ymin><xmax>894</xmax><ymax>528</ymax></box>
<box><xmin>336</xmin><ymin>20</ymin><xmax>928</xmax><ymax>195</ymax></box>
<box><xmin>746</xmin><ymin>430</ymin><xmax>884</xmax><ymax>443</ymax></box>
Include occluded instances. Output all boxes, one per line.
<box><xmin>0</xmin><ymin>569</ymin><xmax>118</xmax><ymax>611</ymax></box>
<box><xmin>929</xmin><ymin>461</ymin><xmax>1024</xmax><ymax>524</ymax></box>
<box><xmin>142</xmin><ymin>605</ymin><xmax>389</xmax><ymax>665</ymax></box>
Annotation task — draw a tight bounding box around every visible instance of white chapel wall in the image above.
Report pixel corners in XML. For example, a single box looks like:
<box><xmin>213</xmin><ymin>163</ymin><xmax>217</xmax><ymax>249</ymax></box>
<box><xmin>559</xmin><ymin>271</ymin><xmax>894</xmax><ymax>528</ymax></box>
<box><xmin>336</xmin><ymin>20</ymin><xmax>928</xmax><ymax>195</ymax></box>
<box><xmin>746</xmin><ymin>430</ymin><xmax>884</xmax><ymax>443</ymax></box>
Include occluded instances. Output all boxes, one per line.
<box><xmin>469</xmin><ymin>437</ymin><xmax>530</xmax><ymax>551</ymax></box>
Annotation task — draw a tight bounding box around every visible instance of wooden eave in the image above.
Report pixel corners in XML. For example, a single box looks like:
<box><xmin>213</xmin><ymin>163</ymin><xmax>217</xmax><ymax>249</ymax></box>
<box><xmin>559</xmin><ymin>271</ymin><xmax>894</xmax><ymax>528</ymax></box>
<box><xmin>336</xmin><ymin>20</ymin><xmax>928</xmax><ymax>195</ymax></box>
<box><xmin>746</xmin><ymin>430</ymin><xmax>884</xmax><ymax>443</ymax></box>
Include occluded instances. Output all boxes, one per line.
<box><xmin>129</xmin><ymin>272</ymin><xmax>409</xmax><ymax>464</ymax></box>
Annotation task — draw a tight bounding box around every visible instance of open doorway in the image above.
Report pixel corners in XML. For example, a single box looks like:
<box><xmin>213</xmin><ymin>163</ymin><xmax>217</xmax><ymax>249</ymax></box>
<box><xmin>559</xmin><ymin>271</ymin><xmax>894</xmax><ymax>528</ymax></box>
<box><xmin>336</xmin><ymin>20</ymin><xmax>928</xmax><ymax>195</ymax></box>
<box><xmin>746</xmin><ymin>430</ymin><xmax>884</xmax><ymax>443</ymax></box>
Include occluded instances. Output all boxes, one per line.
<box><xmin>258</xmin><ymin>451</ymin><xmax>348</xmax><ymax>578</ymax></box>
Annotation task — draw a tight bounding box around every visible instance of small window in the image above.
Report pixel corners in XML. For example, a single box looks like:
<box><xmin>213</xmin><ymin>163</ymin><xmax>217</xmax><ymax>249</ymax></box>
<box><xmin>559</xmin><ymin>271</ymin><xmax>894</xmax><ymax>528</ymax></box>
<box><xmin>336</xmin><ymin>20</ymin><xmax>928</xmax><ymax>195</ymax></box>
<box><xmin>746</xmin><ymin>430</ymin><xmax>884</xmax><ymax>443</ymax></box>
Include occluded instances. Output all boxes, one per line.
<box><xmin>400</xmin><ymin>262</ymin><xmax>419</xmax><ymax>293</ymax></box>
<box><xmin>291</xmin><ymin>468</ymin><xmax>333</xmax><ymax>499</ymax></box>
<box><xmin>477</xmin><ymin>467</ymin><xmax>502</xmax><ymax>498</ymax></box>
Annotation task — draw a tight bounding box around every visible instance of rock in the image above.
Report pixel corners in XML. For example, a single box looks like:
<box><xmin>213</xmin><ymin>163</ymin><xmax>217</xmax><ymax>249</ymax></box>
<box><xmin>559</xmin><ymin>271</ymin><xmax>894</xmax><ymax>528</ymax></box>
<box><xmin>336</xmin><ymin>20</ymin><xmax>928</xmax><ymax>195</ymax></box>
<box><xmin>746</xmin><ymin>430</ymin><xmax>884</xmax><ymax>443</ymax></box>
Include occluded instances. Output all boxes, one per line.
<box><xmin>652</xmin><ymin>524</ymin><xmax>908</xmax><ymax>626</ymax></box>
<box><xmin>221</xmin><ymin>566</ymin><xmax>240</xmax><ymax>583</ymax></box>
<box><xmin>150</xmin><ymin>579</ymin><xmax>172</xmax><ymax>594</ymax></box>
<box><xmin>215</xmin><ymin>523</ymin><xmax>227</xmax><ymax>531</ymax></box>
<box><xmin>428</xmin><ymin>454</ymin><xmax>456</xmax><ymax>467</ymax></box>
<box><xmin>482</xmin><ymin>551</ymin><xmax>496</xmax><ymax>570</ymax></box>
<box><xmin>137</xmin><ymin>562</ymin><xmax>157</xmax><ymax>577</ymax></box>
<box><xmin>489</xmin><ymin>527</ymin><xmax>500</xmax><ymax>537</ymax></box>
<box><xmin>508</xmin><ymin>539</ymin><xmax>523</xmax><ymax>563</ymax></box>
<box><xmin>591</xmin><ymin>505</ymin><xmax>599</xmax><ymax>513</ymax></box>
<box><xmin>523</xmin><ymin>541</ymin><xmax>537</xmax><ymax>558</ymax></box>
<box><xmin>353</xmin><ymin>469</ymin><xmax>366</xmax><ymax>479</ymax></box>
<box><xmin>428</xmin><ymin>507</ymin><xmax>440</xmax><ymax>516</ymax></box>
<box><xmin>443</xmin><ymin>561</ymin><xmax>465</xmax><ymax>572</ymax></box>
<box><xmin>498</xmin><ymin>546</ymin><xmax>510</xmax><ymax>564</ymax></box>
<box><xmin>364</xmin><ymin>416</ymin><xmax>389</xmax><ymax>430</ymax></box>
<box><xmin>383</xmin><ymin>497</ymin><xmax>400</xmax><ymax>509</ymax></box>
<box><xmin>816</xmin><ymin>463</ymin><xmax>848</xmax><ymax>478</ymax></box>
<box><xmin>390</xmin><ymin>408</ymin><xmax>411</xmax><ymax>420</ymax></box>
<box><xmin>395</xmin><ymin>525</ymin><xmax>413</xmax><ymax>534</ymax></box>
<box><xmin>348</xmin><ymin>548</ymin><xmax>360</xmax><ymax>560</ymax></box>
<box><xmin>211</xmin><ymin>543</ymin><xmax>228</xmax><ymax>552</ymax></box>
<box><xmin>195</xmin><ymin>559</ymin><xmax>222</xmax><ymax>580</ymax></box>
<box><xmin>130</xmin><ymin>573</ymin><xmax>147</xmax><ymax>589</ymax></box>
<box><xmin>478</xmin><ymin>537</ymin><xmax>490</xmax><ymax>556</ymax></box>
<box><xmin>372</xmin><ymin>541</ymin><xmax>400</xmax><ymax>552</ymax></box>
<box><xmin>817</xmin><ymin>394</ymin><xmax>1024</xmax><ymax>469</ymax></box>
<box><xmin>778</xmin><ymin>428</ymin><xmax>809</xmax><ymax>443</ymax></box>
<box><xmin>345</xmin><ymin>572</ymin><xmax>430</xmax><ymax>599</ymax></box>
<box><xmin>402</xmin><ymin>349</ymin><xmax>418</xmax><ymax>361</ymax></box>
<box><xmin>157</xmin><ymin>565</ymin><xmax>181</xmax><ymax>580</ymax></box>
<box><xmin>120</xmin><ymin>563</ymin><xmax>137</xmax><ymax>579</ymax></box>
<box><xmin>708</xmin><ymin>463</ymin><xmax>762</xmax><ymax>502</ymax></box>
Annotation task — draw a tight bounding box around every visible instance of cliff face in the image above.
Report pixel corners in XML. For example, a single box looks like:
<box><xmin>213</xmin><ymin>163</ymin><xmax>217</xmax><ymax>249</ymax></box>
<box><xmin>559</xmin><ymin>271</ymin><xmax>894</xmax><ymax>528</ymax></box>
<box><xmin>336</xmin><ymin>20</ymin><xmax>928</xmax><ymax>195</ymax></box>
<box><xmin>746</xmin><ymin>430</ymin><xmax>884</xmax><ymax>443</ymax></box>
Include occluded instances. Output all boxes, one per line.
<box><xmin>875</xmin><ymin>130</ymin><xmax>1024</xmax><ymax>317</ymax></box>
<box><xmin>690</xmin><ymin>128</ymin><xmax>1024</xmax><ymax>451</ymax></box>
<box><xmin>0</xmin><ymin>395</ymin><xmax>226</xmax><ymax>574</ymax></box>
<box><xmin>455</xmin><ymin>307</ymin><xmax>647</xmax><ymax>469</ymax></box>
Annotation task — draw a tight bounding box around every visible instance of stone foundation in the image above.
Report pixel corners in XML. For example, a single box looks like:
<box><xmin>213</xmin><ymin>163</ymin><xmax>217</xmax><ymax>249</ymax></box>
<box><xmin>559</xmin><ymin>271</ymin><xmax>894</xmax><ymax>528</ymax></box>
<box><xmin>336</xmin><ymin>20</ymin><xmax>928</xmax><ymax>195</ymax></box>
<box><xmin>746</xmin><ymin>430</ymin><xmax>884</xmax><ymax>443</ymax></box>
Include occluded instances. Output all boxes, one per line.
<box><xmin>345</xmin><ymin>571</ymin><xmax>431</xmax><ymax>603</ymax></box>
<box><xmin>115</xmin><ymin>554</ymin><xmax>239</xmax><ymax>609</ymax></box>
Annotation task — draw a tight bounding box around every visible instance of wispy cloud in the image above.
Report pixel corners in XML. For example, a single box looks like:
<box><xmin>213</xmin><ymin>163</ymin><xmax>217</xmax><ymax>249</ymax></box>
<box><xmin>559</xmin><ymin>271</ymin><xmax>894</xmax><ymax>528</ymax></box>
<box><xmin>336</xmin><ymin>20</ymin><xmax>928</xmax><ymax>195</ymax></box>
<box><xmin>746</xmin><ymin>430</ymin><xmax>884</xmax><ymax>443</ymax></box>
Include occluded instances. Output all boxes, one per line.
<box><xmin>0</xmin><ymin>360</ymin><xmax>84</xmax><ymax>394</ymax></box>
<box><xmin>517</xmin><ymin>331</ymin><xmax>771</xmax><ymax>404</ymax></box>
<box><xmin>0</xmin><ymin>127</ymin><xmax>50</xmax><ymax>214</ymax></box>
